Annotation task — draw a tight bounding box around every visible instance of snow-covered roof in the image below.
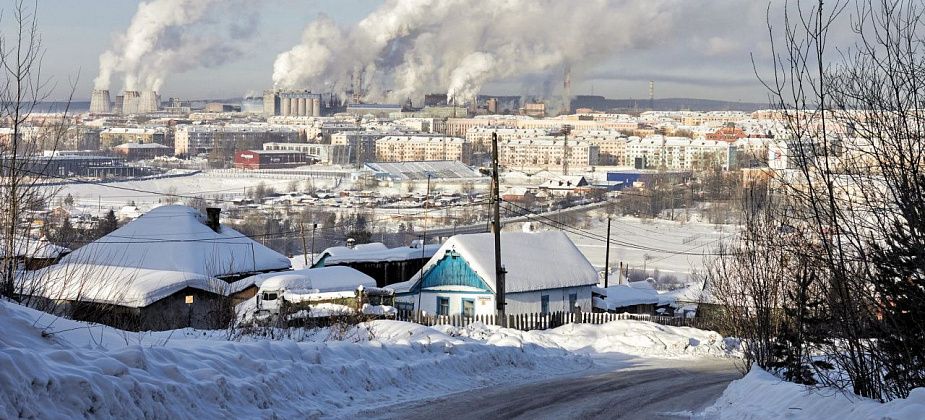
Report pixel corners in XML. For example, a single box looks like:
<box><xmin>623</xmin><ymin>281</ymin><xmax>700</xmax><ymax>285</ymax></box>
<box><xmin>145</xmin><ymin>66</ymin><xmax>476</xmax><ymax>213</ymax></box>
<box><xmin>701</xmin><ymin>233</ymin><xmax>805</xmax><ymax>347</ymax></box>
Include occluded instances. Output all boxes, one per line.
<box><xmin>593</xmin><ymin>284</ymin><xmax>659</xmax><ymax>311</ymax></box>
<box><xmin>0</xmin><ymin>237</ymin><xmax>70</xmax><ymax>259</ymax></box>
<box><xmin>319</xmin><ymin>243</ymin><xmax>440</xmax><ymax>265</ymax></box>
<box><xmin>257</xmin><ymin>267</ymin><xmax>376</xmax><ymax>294</ymax></box>
<box><xmin>404</xmin><ymin>231</ymin><xmax>598</xmax><ymax>294</ymax></box>
<box><xmin>31</xmin><ymin>205</ymin><xmax>290</xmax><ymax>307</ymax></box>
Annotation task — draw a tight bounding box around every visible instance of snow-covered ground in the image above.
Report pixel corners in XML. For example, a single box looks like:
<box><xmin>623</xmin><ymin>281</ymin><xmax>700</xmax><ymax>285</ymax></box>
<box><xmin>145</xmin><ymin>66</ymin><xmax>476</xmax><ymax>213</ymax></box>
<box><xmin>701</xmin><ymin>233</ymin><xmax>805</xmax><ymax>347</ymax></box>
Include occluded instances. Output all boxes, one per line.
<box><xmin>1</xmin><ymin>299</ymin><xmax>735</xmax><ymax>418</ymax></box>
<box><xmin>51</xmin><ymin>171</ymin><xmax>338</xmax><ymax>213</ymax></box>
<box><xmin>563</xmin><ymin>215</ymin><xmax>736</xmax><ymax>282</ymax></box>
<box><xmin>704</xmin><ymin>366</ymin><xmax>925</xmax><ymax>419</ymax></box>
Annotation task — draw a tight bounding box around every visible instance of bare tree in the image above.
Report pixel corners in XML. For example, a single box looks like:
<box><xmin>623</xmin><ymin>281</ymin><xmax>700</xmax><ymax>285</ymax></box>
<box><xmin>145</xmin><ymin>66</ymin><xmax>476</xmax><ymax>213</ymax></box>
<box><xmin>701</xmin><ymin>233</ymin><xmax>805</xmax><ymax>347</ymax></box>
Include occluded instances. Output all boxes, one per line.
<box><xmin>0</xmin><ymin>1</ymin><xmax>75</xmax><ymax>299</ymax></box>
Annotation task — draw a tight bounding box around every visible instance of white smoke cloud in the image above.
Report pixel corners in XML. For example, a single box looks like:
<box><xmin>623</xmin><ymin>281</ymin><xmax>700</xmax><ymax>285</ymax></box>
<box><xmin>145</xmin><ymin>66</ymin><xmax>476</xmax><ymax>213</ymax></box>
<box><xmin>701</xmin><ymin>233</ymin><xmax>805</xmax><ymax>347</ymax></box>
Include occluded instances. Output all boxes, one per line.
<box><xmin>272</xmin><ymin>0</ymin><xmax>688</xmax><ymax>104</ymax></box>
<box><xmin>94</xmin><ymin>0</ymin><xmax>259</xmax><ymax>92</ymax></box>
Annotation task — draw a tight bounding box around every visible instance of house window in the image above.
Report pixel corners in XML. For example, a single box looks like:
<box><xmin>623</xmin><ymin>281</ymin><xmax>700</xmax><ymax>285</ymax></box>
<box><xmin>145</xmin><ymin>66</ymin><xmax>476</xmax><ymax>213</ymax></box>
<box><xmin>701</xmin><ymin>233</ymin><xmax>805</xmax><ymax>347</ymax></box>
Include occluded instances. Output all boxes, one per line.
<box><xmin>569</xmin><ymin>293</ymin><xmax>578</xmax><ymax>312</ymax></box>
<box><xmin>462</xmin><ymin>298</ymin><xmax>475</xmax><ymax>317</ymax></box>
<box><xmin>541</xmin><ymin>295</ymin><xmax>550</xmax><ymax>314</ymax></box>
<box><xmin>437</xmin><ymin>297</ymin><xmax>449</xmax><ymax>316</ymax></box>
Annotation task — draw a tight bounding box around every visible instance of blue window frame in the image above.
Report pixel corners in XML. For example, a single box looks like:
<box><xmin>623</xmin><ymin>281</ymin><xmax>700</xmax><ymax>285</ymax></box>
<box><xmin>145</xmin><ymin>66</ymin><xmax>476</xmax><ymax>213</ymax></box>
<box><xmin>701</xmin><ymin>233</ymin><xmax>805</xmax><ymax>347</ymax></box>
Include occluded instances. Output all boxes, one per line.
<box><xmin>437</xmin><ymin>297</ymin><xmax>450</xmax><ymax>316</ymax></box>
<box><xmin>462</xmin><ymin>298</ymin><xmax>475</xmax><ymax>317</ymax></box>
<box><xmin>541</xmin><ymin>295</ymin><xmax>550</xmax><ymax>314</ymax></box>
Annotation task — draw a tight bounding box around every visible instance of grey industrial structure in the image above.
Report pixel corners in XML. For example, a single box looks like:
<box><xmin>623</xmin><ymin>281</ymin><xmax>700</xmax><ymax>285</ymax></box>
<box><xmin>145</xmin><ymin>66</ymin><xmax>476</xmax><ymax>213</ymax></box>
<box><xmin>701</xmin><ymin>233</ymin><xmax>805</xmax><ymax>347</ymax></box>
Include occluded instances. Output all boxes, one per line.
<box><xmin>263</xmin><ymin>89</ymin><xmax>322</xmax><ymax>117</ymax></box>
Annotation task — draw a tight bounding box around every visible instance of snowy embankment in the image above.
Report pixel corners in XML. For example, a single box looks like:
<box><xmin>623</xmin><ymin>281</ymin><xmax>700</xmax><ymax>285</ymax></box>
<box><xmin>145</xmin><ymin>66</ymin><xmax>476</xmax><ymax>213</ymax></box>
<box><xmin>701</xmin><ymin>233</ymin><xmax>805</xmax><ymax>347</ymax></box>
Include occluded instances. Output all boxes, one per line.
<box><xmin>435</xmin><ymin>319</ymin><xmax>740</xmax><ymax>359</ymax></box>
<box><xmin>0</xmin><ymin>301</ymin><xmax>588</xmax><ymax>418</ymax></box>
<box><xmin>703</xmin><ymin>366</ymin><xmax>925</xmax><ymax>420</ymax></box>
<box><xmin>1</xmin><ymin>298</ymin><xmax>738</xmax><ymax>417</ymax></box>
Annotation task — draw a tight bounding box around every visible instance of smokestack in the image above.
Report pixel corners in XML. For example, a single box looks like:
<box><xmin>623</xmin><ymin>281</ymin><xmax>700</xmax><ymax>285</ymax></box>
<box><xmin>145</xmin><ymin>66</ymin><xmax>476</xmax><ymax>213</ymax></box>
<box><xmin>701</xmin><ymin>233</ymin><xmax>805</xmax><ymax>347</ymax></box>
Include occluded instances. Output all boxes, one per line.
<box><xmin>297</xmin><ymin>97</ymin><xmax>306</xmax><ymax>116</ymax></box>
<box><xmin>90</xmin><ymin>89</ymin><xmax>112</xmax><ymax>113</ymax></box>
<box><xmin>648</xmin><ymin>80</ymin><xmax>655</xmax><ymax>110</ymax></box>
<box><xmin>205</xmin><ymin>207</ymin><xmax>221</xmax><ymax>233</ymax></box>
<box><xmin>122</xmin><ymin>90</ymin><xmax>141</xmax><ymax>114</ymax></box>
<box><xmin>562</xmin><ymin>65</ymin><xmax>571</xmax><ymax>115</ymax></box>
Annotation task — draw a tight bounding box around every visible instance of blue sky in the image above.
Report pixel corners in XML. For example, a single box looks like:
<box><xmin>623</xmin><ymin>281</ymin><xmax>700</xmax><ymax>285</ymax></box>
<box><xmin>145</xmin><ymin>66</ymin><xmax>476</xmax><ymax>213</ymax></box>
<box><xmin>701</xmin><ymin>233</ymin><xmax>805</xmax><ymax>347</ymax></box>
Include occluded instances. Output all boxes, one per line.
<box><xmin>29</xmin><ymin>1</ymin><xmax>796</xmax><ymax>103</ymax></box>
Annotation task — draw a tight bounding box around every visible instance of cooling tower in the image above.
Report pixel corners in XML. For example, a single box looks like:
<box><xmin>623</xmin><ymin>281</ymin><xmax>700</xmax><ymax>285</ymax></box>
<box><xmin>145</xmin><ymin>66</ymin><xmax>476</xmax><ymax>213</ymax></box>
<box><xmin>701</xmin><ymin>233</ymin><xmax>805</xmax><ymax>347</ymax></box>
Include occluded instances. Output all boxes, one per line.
<box><xmin>121</xmin><ymin>90</ymin><xmax>141</xmax><ymax>114</ymax></box>
<box><xmin>89</xmin><ymin>89</ymin><xmax>112</xmax><ymax>113</ymax></box>
<box><xmin>297</xmin><ymin>97</ymin><xmax>306</xmax><ymax>116</ymax></box>
<box><xmin>281</xmin><ymin>97</ymin><xmax>291</xmax><ymax>116</ymax></box>
<box><xmin>312</xmin><ymin>97</ymin><xmax>321</xmax><ymax>117</ymax></box>
<box><xmin>305</xmin><ymin>97</ymin><xmax>314</xmax><ymax>117</ymax></box>
<box><xmin>138</xmin><ymin>91</ymin><xmax>159</xmax><ymax>113</ymax></box>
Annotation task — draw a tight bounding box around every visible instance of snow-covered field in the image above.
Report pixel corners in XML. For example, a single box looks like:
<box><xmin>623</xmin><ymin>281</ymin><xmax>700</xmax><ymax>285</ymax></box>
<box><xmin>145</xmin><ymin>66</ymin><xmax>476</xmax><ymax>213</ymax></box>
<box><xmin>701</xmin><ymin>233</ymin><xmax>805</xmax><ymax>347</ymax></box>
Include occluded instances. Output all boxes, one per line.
<box><xmin>1</xmin><ymin>299</ymin><xmax>734</xmax><ymax>418</ymax></box>
<box><xmin>51</xmin><ymin>171</ymin><xmax>338</xmax><ymax>213</ymax></box>
<box><xmin>564</xmin><ymin>215</ymin><xmax>736</xmax><ymax>281</ymax></box>
<box><xmin>704</xmin><ymin>366</ymin><xmax>925</xmax><ymax>419</ymax></box>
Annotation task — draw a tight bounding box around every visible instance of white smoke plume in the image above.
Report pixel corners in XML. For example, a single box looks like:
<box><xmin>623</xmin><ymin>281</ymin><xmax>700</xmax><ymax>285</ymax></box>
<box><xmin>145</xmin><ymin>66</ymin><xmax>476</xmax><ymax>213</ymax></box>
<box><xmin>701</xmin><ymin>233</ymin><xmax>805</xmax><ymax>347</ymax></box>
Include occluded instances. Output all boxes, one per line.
<box><xmin>273</xmin><ymin>0</ymin><xmax>686</xmax><ymax>104</ymax></box>
<box><xmin>94</xmin><ymin>0</ymin><xmax>259</xmax><ymax>92</ymax></box>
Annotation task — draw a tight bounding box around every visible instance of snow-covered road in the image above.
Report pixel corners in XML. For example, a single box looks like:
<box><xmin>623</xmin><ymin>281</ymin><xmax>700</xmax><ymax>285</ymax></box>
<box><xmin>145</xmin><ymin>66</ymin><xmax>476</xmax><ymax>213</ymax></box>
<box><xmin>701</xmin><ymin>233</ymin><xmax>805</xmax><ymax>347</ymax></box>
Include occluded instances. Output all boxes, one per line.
<box><xmin>371</xmin><ymin>358</ymin><xmax>740</xmax><ymax>419</ymax></box>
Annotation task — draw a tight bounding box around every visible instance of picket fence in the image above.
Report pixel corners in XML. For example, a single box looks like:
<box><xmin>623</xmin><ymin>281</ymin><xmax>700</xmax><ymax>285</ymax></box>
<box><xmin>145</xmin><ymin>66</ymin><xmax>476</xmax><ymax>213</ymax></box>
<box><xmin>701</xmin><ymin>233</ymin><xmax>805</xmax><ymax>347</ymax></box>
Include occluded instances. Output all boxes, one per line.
<box><xmin>394</xmin><ymin>310</ymin><xmax>697</xmax><ymax>331</ymax></box>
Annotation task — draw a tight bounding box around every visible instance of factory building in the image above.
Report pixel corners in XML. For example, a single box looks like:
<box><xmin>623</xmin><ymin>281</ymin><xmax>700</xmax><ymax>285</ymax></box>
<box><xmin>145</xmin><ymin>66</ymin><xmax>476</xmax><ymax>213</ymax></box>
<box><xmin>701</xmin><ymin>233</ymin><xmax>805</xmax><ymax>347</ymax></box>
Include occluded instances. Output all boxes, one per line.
<box><xmin>112</xmin><ymin>142</ymin><xmax>172</xmax><ymax>161</ymax></box>
<box><xmin>262</xmin><ymin>142</ymin><xmax>333</xmax><ymax>164</ymax></box>
<box><xmin>234</xmin><ymin>150</ymin><xmax>309</xmax><ymax>169</ymax></box>
<box><xmin>346</xmin><ymin>103</ymin><xmax>402</xmax><ymax>118</ymax></box>
<box><xmin>374</xmin><ymin>135</ymin><xmax>472</xmax><ymax>164</ymax></box>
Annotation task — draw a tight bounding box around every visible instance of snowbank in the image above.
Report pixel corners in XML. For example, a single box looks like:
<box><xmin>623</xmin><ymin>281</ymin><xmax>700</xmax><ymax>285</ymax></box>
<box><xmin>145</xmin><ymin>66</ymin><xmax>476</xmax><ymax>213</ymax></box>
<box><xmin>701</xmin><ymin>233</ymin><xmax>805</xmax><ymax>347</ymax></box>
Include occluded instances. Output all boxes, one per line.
<box><xmin>704</xmin><ymin>366</ymin><xmax>925</xmax><ymax>419</ymax></box>
<box><xmin>437</xmin><ymin>319</ymin><xmax>739</xmax><ymax>359</ymax></box>
<box><xmin>0</xmin><ymin>300</ymin><xmax>589</xmax><ymax>418</ymax></box>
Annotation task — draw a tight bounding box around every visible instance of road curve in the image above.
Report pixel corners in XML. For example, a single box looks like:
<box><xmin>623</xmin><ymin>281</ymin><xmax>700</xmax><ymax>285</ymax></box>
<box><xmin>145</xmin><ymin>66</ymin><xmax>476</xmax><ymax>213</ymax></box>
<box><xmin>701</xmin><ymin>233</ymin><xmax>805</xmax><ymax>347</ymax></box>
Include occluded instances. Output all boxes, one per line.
<box><xmin>366</xmin><ymin>359</ymin><xmax>741</xmax><ymax>420</ymax></box>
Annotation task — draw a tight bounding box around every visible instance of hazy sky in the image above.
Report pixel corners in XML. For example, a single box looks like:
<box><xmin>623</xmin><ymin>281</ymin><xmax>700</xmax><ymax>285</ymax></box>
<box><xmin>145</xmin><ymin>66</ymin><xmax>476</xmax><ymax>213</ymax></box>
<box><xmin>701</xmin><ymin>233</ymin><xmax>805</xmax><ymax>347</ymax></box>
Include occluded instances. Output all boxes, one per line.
<box><xmin>28</xmin><ymin>0</ymin><xmax>837</xmax><ymax>103</ymax></box>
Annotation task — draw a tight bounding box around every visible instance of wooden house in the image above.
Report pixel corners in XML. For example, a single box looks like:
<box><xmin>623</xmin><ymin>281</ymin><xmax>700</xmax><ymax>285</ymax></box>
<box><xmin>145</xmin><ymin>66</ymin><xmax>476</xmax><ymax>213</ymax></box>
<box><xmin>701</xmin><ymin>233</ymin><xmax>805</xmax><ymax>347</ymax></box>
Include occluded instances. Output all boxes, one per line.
<box><xmin>392</xmin><ymin>231</ymin><xmax>598</xmax><ymax>317</ymax></box>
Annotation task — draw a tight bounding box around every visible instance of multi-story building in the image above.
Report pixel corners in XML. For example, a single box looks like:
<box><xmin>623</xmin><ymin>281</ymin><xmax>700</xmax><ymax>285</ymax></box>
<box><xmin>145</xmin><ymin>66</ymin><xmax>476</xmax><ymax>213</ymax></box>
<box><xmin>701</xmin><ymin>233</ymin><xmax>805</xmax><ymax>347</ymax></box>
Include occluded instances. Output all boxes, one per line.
<box><xmin>465</xmin><ymin>127</ymin><xmax>553</xmax><ymax>146</ymax></box>
<box><xmin>375</xmin><ymin>135</ymin><xmax>471</xmax><ymax>164</ymax></box>
<box><xmin>445</xmin><ymin>116</ymin><xmax>639</xmax><ymax>137</ymax></box>
<box><xmin>174</xmin><ymin>124</ymin><xmax>299</xmax><ymax>156</ymax></box>
<box><xmin>625</xmin><ymin>136</ymin><xmax>734</xmax><ymax>170</ymax></box>
<box><xmin>496</xmin><ymin>138</ymin><xmax>598</xmax><ymax>172</ymax></box>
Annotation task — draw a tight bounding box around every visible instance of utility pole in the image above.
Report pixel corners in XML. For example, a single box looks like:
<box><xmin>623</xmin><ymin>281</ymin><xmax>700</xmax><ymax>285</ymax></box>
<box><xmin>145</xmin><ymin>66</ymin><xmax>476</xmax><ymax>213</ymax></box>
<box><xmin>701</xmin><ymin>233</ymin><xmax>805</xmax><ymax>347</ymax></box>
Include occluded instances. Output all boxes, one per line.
<box><xmin>422</xmin><ymin>173</ymin><xmax>431</xmax><ymax>263</ymax></box>
<box><xmin>490</xmin><ymin>132</ymin><xmax>506</xmax><ymax>326</ymax></box>
<box><xmin>604</xmin><ymin>214</ymin><xmax>612</xmax><ymax>288</ymax></box>
<box><xmin>300</xmin><ymin>222</ymin><xmax>308</xmax><ymax>267</ymax></box>
<box><xmin>310</xmin><ymin>223</ymin><xmax>317</xmax><ymax>266</ymax></box>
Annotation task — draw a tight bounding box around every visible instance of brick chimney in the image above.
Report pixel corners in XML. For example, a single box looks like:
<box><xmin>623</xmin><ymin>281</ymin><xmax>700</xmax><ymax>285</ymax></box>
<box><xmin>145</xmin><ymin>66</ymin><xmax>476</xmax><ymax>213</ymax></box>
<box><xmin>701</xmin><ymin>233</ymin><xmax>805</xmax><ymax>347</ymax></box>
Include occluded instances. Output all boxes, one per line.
<box><xmin>205</xmin><ymin>207</ymin><xmax>221</xmax><ymax>233</ymax></box>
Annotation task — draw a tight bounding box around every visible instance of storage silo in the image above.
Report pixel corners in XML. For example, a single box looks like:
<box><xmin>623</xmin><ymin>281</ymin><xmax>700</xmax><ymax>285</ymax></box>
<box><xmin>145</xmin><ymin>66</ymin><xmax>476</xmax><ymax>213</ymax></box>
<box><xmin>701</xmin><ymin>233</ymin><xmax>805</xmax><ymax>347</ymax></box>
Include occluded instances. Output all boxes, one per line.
<box><xmin>312</xmin><ymin>97</ymin><xmax>321</xmax><ymax>117</ymax></box>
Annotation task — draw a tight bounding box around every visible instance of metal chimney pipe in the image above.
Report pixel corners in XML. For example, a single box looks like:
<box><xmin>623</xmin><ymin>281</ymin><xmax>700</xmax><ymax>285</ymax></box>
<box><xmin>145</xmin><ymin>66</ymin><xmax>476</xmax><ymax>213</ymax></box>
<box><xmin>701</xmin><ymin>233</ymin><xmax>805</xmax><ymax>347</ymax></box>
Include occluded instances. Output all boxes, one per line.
<box><xmin>205</xmin><ymin>208</ymin><xmax>221</xmax><ymax>233</ymax></box>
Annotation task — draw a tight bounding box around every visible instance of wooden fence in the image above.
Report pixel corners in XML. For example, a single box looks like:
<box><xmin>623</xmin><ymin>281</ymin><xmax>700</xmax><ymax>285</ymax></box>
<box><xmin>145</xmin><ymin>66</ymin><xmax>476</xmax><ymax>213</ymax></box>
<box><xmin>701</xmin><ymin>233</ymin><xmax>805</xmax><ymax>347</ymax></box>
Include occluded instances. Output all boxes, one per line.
<box><xmin>395</xmin><ymin>310</ymin><xmax>699</xmax><ymax>331</ymax></box>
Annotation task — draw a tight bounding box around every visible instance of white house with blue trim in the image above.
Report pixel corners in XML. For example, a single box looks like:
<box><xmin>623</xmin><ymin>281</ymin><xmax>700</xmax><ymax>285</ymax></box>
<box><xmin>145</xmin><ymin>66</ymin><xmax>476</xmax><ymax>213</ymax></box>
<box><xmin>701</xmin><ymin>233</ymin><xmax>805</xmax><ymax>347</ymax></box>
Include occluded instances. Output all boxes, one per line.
<box><xmin>391</xmin><ymin>231</ymin><xmax>598</xmax><ymax>316</ymax></box>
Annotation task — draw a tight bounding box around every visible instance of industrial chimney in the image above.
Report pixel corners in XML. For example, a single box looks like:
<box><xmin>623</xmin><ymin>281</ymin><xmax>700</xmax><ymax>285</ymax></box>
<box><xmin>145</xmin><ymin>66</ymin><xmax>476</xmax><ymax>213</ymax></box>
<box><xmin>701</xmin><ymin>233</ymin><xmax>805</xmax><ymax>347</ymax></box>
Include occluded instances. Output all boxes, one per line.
<box><xmin>89</xmin><ymin>89</ymin><xmax>112</xmax><ymax>113</ymax></box>
<box><xmin>205</xmin><ymin>208</ymin><xmax>221</xmax><ymax>233</ymax></box>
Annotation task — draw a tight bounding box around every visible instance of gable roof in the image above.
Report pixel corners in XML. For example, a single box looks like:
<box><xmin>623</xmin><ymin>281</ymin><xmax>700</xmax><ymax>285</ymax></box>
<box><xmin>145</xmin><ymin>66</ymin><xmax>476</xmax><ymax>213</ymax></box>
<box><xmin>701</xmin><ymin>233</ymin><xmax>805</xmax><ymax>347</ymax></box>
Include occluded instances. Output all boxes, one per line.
<box><xmin>30</xmin><ymin>205</ymin><xmax>290</xmax><ymax>307</ymax></box>
<box><xmin>317</xmin><ymin>242</ymin><xmax>440</xmax><ymax>266</ymax></box>
<box><xmin>405</xmin><ymin>231</ymin><xmax>598</xmax><ymax>294</ymax></box>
